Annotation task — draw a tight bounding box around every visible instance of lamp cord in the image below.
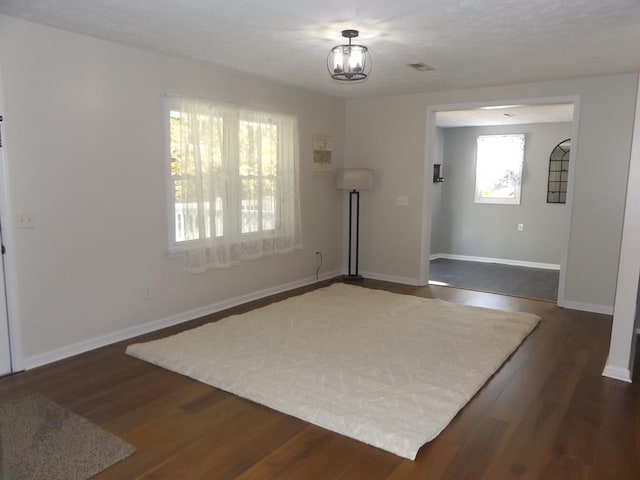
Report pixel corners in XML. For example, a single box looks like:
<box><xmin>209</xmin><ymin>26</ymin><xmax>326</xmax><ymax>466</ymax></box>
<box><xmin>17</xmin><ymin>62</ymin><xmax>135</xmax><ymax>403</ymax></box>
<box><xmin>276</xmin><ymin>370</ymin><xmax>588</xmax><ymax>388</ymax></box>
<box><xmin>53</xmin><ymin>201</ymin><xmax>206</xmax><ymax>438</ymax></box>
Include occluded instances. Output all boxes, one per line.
<box><xmin>315</xmin><ymin>251</ymin><xmax>323</xmax><ymax>283</ymax></box>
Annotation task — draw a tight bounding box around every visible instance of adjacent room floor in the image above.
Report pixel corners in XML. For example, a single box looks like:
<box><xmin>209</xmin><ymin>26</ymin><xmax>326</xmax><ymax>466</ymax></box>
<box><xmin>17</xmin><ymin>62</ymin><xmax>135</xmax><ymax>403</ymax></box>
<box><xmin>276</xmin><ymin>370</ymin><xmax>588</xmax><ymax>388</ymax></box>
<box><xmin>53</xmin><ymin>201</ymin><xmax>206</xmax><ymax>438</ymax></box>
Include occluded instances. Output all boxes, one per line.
<box><xmin>429</xmin><ymin>258</ymin><xmax>559</xmax><ymax>302</ymax></box>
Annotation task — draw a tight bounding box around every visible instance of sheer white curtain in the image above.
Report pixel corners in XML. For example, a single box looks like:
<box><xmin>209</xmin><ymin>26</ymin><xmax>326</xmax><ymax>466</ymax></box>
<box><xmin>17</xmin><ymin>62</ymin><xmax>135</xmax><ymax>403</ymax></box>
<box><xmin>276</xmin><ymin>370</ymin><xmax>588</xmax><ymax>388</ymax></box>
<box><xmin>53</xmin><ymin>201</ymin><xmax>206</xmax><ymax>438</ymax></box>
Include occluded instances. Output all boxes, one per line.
<box><xmin>170</xmin><ymin>97</ymin><xmax>302</xmax><ymax>272</ymax></box>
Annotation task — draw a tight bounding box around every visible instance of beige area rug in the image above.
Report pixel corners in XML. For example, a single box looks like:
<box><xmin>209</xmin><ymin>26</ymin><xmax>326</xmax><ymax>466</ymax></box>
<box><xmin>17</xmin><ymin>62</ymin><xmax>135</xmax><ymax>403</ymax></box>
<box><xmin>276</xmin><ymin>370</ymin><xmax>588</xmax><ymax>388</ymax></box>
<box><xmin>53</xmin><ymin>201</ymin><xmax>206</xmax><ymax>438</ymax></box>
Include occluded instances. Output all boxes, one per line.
<box><xmin>0</xmin><ymin>393</ymin><xmax>135</xmax><ymax>480</ymax></box>
<box><xmin>126</xmin><ymin>283</ymin><xmax>539</xmax><ymax>459</ymax></box>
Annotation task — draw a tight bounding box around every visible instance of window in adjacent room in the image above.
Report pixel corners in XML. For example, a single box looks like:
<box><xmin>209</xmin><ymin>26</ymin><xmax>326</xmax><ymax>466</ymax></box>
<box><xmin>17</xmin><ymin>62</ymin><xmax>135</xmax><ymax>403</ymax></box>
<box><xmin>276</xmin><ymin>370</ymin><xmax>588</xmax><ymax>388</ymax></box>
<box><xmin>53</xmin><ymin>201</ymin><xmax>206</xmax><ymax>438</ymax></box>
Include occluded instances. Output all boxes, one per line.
<box><xmin>168</xmin><ymin>96</ymin><xmax>302</xmax><ymax>272</ymax></box>
<box><xmin>474</xmin><ymin>134</ymin><xmax>525</xmax><ymax>205</ymax></box>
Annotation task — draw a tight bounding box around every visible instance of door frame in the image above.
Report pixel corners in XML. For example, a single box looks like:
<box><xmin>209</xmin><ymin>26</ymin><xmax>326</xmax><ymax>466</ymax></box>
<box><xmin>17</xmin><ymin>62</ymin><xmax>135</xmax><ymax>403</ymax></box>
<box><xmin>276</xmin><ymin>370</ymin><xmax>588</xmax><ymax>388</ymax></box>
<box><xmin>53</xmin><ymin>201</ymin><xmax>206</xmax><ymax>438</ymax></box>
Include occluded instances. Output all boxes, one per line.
<box><xmin>0</xmin><ymin>114</ymin><xmax>10</xmax><ymax>375</ymax></box>
<box><xmin>0</xmin><ymin>65</ymin><xmax>23</xmax><ymax>373</ymax></box>
<box><xmin>420</xmin><ymin>94</ymin><xmax>581</xmax><ymax>308</ymax></box>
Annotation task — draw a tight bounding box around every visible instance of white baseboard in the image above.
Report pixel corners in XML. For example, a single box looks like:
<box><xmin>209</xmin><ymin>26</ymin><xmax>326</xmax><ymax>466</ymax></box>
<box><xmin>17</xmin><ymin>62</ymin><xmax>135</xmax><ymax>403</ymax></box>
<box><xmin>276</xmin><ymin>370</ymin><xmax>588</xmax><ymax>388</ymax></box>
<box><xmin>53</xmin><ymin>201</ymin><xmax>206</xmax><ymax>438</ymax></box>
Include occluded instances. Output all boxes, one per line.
<box><xmin>23</xmin><ymin>269</ymin><xmax>341</xmax><ymax>370</ymax></box>
<box><xmin>357</xmin><ymin>270</ymin><xmax>424</xmax><ymax>287</ymax></box>
<box><xmin>430</xmin><ymin>253</ymin><xmax>560</xmax><ymax>271</ymax></box>
<box><xmin>558</xmin><ymin>300</ymin><xmax>614</xmax><ymax>315</ymax></box>
<box><xmin>602</xmin><ymin>364</ymin><xmax>632</xmax><ymax>383</ymax></box>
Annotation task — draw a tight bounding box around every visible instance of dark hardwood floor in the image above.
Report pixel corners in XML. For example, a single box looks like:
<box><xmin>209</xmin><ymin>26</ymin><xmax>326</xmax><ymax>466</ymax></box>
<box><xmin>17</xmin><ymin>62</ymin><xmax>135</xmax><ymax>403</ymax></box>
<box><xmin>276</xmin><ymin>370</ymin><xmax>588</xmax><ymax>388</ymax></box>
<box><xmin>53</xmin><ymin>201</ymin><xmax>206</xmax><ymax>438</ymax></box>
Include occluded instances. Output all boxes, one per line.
<box><xmin>1</xmin><ymin>279</ymin><xmax>638</xmax><ymax>479</ymax></box>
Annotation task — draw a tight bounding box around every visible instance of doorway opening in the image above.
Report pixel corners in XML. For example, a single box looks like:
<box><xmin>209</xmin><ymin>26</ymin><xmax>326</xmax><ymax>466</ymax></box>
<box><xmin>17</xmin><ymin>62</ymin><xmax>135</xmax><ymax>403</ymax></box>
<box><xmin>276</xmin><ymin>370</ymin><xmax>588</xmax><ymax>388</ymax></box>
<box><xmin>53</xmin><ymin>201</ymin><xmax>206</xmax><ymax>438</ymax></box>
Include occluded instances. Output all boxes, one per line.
<box><xmin>422</xmin><ymin>98</ymin><xmax>580</xmax><ymax>305</ymax></box>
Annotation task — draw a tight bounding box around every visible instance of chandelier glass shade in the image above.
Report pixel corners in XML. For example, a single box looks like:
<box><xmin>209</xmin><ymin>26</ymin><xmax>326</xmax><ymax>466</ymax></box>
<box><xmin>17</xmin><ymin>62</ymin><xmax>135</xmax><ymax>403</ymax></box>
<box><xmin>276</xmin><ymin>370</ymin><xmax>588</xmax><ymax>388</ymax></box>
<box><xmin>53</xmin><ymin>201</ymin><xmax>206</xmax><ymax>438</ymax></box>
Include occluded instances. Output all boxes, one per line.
<box><xmin>327</xmin><ymin>29</ymin><xmax>372</xmax><ymax>81</ymax></box>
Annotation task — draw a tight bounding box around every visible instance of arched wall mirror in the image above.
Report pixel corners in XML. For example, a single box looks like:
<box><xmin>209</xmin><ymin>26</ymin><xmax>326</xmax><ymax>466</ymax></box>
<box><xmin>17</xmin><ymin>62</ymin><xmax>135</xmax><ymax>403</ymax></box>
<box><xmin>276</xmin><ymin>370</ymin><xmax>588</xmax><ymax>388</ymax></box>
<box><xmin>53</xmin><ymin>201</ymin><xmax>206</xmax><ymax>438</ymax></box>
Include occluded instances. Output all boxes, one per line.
<box><xmin>547</xmin><ymin>138</ymin><xmax>570</xmax><ymax>203</ymax></box>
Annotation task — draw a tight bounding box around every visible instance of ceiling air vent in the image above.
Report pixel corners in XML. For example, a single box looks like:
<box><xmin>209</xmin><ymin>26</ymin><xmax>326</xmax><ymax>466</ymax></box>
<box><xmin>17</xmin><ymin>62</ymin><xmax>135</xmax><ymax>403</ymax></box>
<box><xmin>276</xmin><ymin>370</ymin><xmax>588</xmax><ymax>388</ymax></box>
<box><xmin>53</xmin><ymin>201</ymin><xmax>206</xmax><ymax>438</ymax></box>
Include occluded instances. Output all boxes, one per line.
<box><xmin>407</xmin><ymin>62</ymin><xmax>435</xmax><ymax>72</ymax></box>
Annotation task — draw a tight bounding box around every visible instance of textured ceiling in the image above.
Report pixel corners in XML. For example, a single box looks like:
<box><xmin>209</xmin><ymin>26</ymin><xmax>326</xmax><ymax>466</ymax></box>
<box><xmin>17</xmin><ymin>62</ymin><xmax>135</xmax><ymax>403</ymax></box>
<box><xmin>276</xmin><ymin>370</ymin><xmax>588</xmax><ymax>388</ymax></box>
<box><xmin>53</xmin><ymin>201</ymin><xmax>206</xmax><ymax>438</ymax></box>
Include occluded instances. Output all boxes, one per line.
<box><xmin>1</xmin><ymin>0</ymin><xmax>639</xmax><ymax>98</ymax></box>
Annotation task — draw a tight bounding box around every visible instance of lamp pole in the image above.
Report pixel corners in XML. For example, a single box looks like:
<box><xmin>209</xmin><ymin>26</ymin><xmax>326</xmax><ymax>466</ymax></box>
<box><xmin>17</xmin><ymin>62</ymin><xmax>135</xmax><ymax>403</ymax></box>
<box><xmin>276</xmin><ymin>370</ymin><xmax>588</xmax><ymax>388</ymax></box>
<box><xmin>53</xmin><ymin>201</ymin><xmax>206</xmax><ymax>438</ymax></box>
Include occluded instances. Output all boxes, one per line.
<box><xmin>345</xmin><ymin>189</ymin><xmax>363</xmax><ymax>281</ymax></box>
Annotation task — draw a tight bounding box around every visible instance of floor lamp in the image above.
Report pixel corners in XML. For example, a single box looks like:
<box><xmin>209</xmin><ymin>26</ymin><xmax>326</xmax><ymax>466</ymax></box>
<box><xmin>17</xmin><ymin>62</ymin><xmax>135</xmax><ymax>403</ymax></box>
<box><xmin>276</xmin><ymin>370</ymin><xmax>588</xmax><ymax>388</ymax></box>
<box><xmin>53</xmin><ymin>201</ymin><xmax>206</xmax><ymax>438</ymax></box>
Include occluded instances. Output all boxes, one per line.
<box><xmin>337</xmin><ymin>168</ymin><xmax>374</xmax><ymax>281</ymax></box>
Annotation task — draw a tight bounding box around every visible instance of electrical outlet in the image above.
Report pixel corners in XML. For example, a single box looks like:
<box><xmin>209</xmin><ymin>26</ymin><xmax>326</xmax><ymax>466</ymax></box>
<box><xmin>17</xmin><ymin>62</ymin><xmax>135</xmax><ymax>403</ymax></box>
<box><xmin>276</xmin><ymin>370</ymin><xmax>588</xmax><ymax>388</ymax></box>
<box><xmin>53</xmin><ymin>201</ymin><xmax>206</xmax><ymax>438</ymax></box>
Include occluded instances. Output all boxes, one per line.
<box><xmin>517</xmin><ymin>223</ymin><xmax>524</xmax><ymax>232</ymax></box>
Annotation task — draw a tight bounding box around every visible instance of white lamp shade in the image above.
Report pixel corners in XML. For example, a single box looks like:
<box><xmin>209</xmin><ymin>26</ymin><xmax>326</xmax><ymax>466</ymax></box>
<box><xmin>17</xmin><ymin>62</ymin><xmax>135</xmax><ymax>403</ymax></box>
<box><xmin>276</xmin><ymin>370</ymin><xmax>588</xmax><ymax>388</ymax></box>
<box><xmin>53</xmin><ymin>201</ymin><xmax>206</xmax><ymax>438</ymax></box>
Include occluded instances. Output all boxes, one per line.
<box><xmin>336</xmin><ymin>169</ymin><xmax>374</xmax><ymax>190</ymax></box>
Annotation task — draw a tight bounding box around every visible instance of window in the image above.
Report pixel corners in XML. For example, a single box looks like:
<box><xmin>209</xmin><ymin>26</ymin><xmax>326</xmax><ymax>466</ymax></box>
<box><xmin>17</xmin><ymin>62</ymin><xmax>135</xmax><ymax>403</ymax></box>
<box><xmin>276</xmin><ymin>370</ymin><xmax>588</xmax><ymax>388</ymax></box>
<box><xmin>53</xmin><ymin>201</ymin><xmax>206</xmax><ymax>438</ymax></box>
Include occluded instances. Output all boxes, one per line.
<box><xmin>474</xmin><ymin>134</ymin><xmax>525</xmax><ymax>205</ymax></box>
<box><xmin>168</xmin><ymin>97</ymin><xmax>302</xmax><ymax>271</ymax></box>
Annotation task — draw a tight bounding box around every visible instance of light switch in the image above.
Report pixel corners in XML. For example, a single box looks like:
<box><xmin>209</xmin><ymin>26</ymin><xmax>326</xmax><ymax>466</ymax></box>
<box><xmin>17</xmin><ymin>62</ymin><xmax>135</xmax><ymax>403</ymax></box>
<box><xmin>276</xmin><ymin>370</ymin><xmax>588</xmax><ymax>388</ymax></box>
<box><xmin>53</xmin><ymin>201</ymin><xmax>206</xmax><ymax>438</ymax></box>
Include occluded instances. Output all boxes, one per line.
<box><xmin>396</xmin><ymin>196</ymin><xmax>409</xmax><ymax>207</ymax></box>
<box><xmin>17</xmin><ymin>213</ymin><xmax>36</xmax><ymax>229</ymax></box>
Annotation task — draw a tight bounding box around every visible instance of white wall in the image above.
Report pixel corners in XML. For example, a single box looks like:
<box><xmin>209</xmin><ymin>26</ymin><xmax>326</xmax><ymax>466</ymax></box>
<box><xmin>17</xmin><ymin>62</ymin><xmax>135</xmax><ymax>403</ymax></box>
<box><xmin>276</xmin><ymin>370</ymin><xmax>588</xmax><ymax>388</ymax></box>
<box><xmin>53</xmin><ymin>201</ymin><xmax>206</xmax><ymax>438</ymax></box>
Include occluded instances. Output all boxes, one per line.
<box><xmin>0</xmin><ymin>15</ymin><xmax>346</xmax><ymax>365</ymax></box>
<box><xmin>434</xmin><ymin>122</ymin><xmax>571</xmax><ymax>265</ymax></box>
<box><xmin>345</xmin><ymin>95</ymin><xmax>428</xmax><ymax>284</ymax></box>
<box><xmin>604</xmin><ymin>77</ymin><xmax>640</xmax><ymax>382</ymax></box>
<box><xmin>346</xmin><ymin>73</ymin><xmax>638</xmax><ymax>311</ymax></box>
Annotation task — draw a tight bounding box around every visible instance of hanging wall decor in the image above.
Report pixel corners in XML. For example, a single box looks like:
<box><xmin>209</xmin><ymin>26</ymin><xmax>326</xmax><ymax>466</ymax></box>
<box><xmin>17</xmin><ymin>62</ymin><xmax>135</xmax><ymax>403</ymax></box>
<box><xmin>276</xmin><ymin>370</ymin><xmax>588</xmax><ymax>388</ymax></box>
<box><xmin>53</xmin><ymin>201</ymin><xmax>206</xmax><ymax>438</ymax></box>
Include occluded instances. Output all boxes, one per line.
<box><xmin>547</xmin><ymin>139</ymin><xmax>570</xmax><ymax>203</ymax></box>
<box><xmin>312</xmin><ymin>134</ymin><xmax>333</xmax><ymax>175</ymax></box>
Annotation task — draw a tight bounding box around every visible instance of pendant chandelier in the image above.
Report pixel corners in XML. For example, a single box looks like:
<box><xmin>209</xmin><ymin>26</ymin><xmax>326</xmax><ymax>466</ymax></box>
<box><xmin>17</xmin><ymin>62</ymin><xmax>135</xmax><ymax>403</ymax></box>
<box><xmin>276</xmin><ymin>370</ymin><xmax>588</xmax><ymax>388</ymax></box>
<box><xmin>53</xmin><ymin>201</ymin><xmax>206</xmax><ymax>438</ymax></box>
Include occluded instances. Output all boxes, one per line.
<box><xmin>327</xmin><ymin>29</ymin><xmax>372</xmax><ymax>81</ymax></box>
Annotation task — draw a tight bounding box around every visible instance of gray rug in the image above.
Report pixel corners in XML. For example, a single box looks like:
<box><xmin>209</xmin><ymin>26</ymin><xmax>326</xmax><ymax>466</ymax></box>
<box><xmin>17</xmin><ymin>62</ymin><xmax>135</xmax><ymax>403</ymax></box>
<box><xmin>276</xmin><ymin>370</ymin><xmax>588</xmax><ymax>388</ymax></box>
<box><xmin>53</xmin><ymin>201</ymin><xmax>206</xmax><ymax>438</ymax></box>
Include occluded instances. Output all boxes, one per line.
<box><xmin>0</xmin><ymin>393</ymin><xmax>135</xmax><ymax>480</ymax></box>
